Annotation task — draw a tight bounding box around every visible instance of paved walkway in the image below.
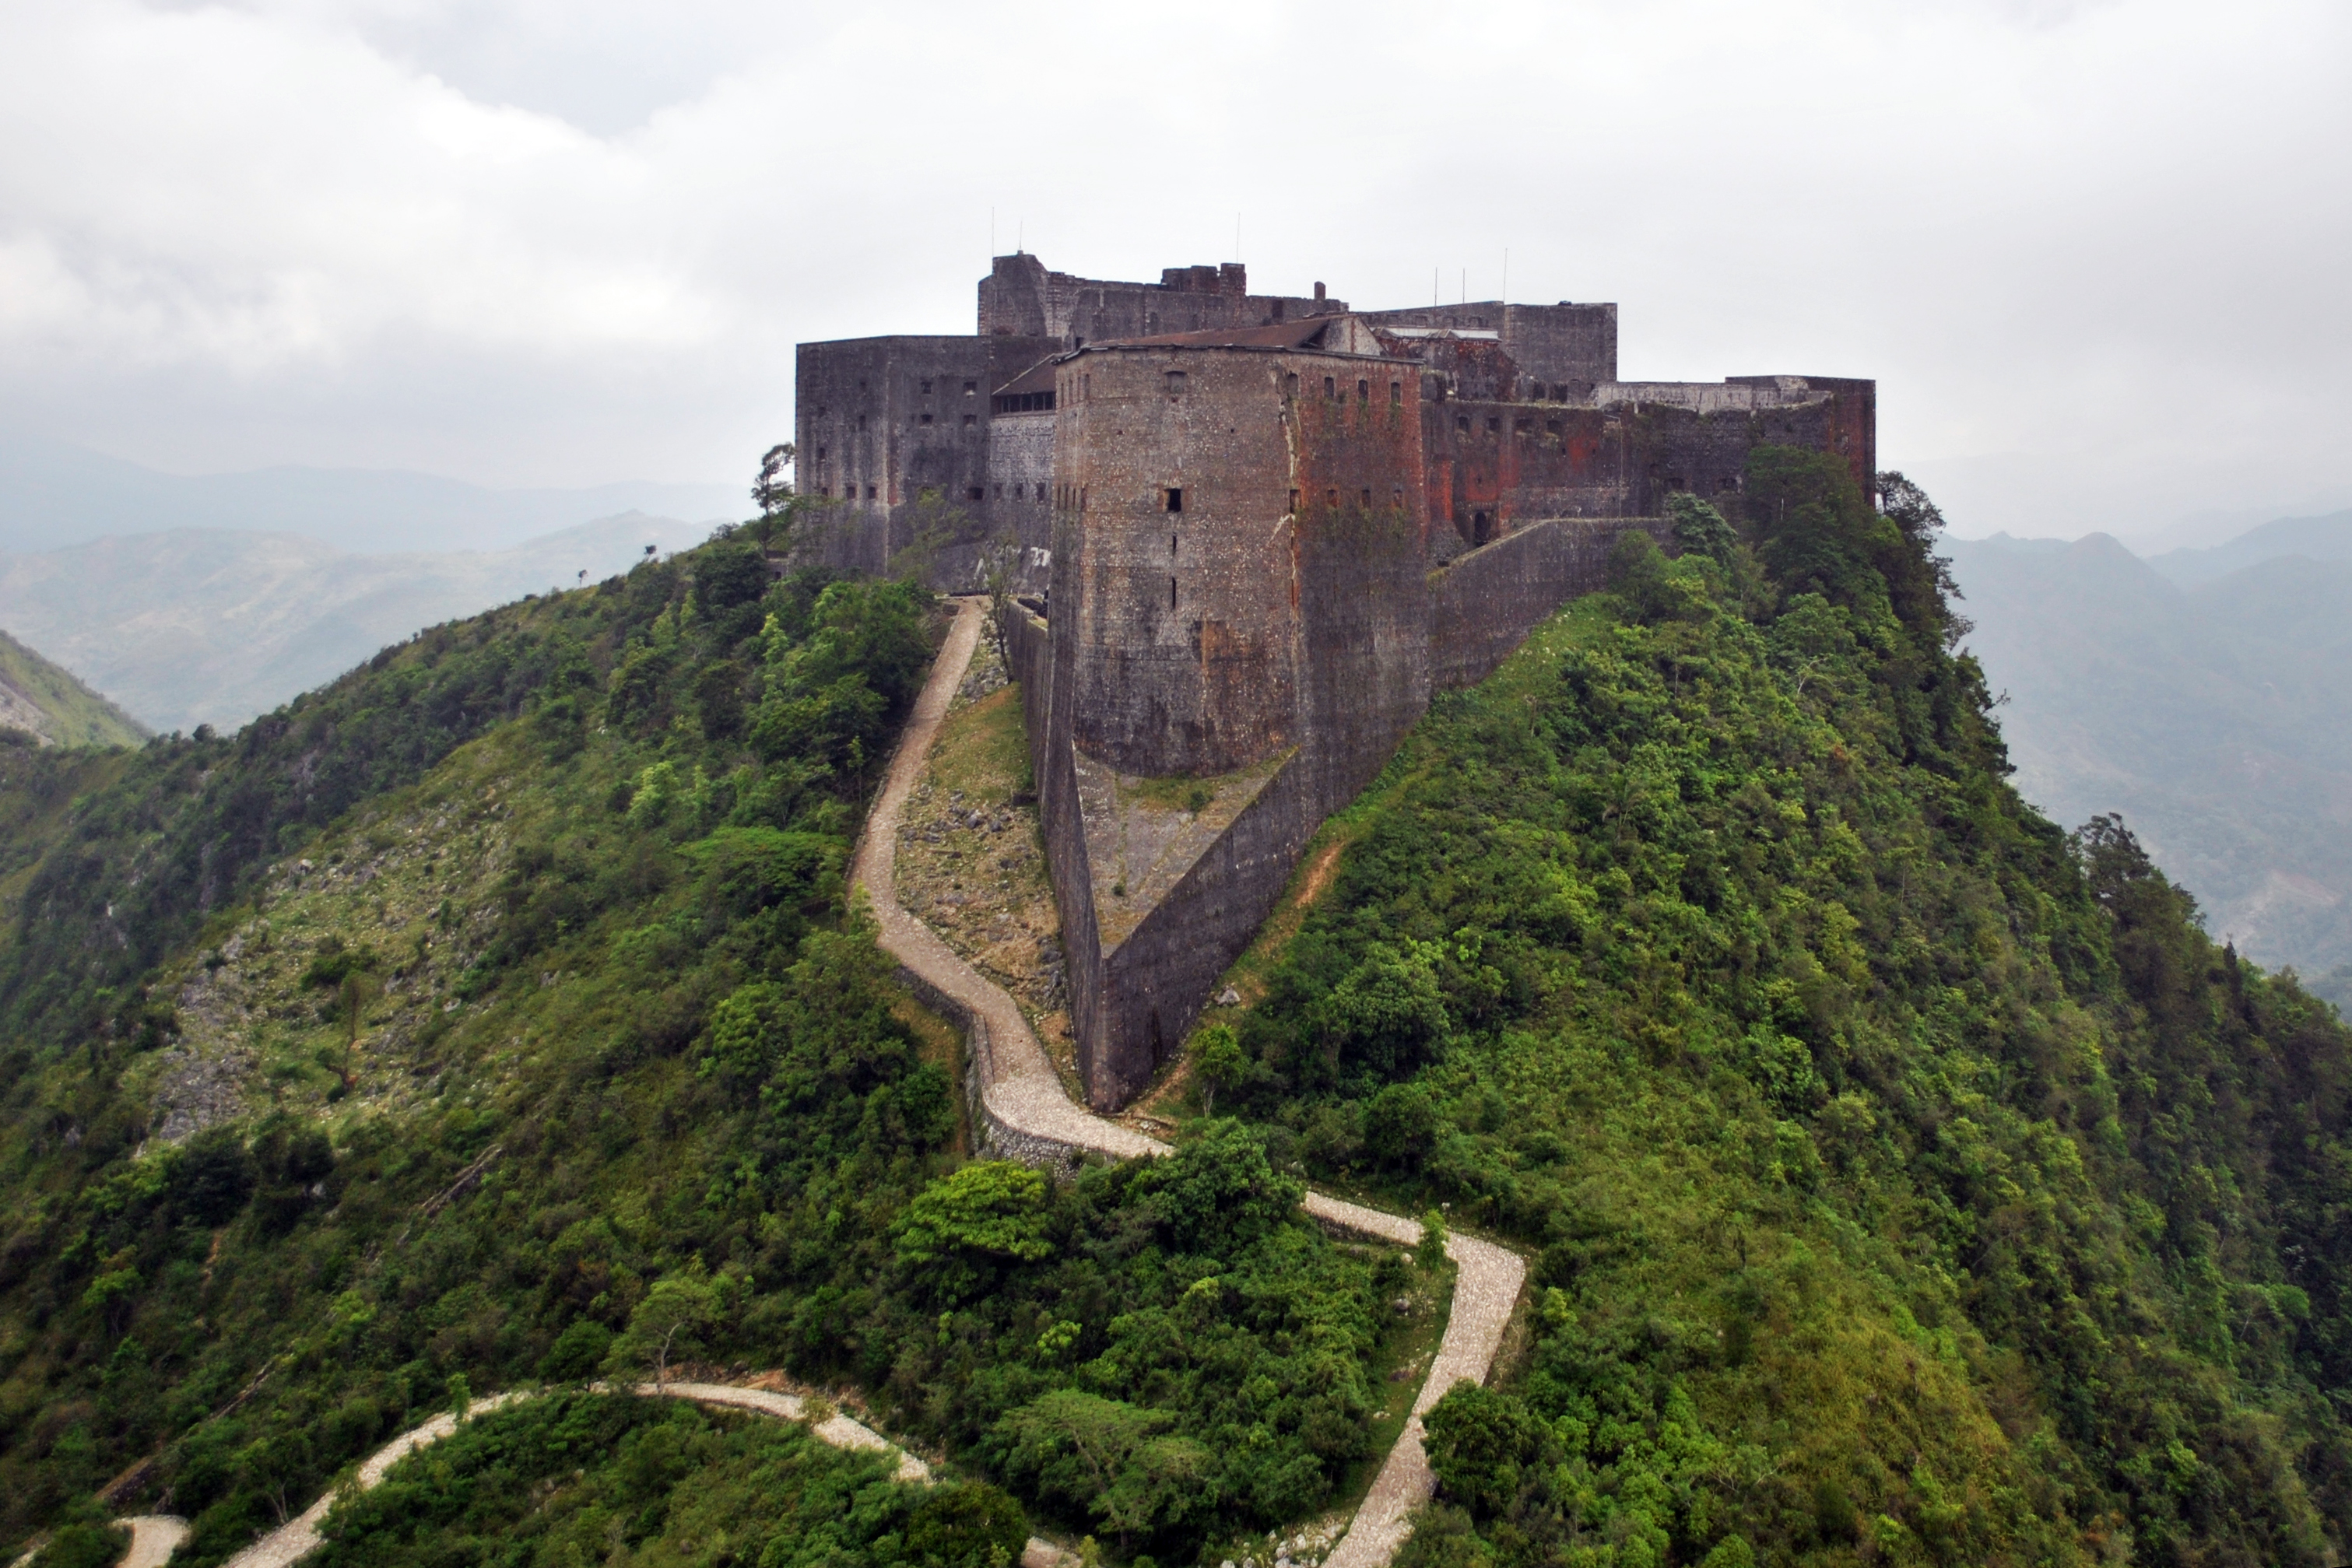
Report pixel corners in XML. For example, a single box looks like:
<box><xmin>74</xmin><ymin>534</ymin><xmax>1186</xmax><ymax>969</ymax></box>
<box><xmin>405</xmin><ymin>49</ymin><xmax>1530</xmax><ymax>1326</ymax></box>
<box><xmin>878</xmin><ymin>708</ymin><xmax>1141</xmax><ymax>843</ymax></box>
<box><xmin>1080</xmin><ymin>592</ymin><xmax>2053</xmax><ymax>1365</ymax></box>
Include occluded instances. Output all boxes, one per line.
<box><xmin>855</xmin><ymin>596</ymin><xmax>1526</xmax><ymax>1568</ymax></box>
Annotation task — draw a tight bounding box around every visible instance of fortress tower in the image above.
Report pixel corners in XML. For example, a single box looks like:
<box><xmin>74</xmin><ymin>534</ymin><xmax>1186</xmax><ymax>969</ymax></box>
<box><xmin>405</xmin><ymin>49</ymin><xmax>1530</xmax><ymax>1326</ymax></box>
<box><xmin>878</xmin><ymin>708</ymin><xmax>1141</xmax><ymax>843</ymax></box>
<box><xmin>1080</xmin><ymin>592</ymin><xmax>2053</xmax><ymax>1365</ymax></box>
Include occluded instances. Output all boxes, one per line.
<box><xmin>799</xmin><ymin>256</ymin><xmax>1875</xmax><ymax>1109</ymax></box>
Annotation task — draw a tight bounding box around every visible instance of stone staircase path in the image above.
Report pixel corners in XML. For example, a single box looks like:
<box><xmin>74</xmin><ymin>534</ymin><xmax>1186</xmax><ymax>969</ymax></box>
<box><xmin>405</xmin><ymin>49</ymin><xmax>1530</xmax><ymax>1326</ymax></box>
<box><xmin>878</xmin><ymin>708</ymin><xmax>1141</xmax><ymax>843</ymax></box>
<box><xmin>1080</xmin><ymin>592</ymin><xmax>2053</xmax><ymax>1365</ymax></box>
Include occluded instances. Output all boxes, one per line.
<box><xmin>855</xmin><ymin>596</ymin><xmax>1527</xmax><ymax>1568</ymax></box>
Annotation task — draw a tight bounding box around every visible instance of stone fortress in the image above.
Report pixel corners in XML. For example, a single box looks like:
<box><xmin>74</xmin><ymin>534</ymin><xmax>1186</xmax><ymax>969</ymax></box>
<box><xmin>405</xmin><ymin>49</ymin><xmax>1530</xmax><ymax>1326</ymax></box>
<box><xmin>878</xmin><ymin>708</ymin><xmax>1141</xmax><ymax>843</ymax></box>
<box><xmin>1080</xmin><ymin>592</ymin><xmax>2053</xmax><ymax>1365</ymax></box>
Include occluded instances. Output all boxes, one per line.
<box><xmin>798</xmin><ymin>254</ymin><xmax>1874</xmax><ymax>1110</ymax></box>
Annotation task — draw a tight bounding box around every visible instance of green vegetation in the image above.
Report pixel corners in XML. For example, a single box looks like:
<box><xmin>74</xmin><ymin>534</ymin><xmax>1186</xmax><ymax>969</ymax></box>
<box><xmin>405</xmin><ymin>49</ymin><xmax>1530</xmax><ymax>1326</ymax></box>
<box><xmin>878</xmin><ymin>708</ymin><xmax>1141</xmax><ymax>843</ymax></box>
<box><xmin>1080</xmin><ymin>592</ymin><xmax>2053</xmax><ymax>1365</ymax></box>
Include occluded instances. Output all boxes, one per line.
<box><xmin>1208</xmin><ymin>458</ymin><xmax>2352</xmax><ymax>1565</ymax></box>
<box><xmin>0</xmin><ymin>517</ymin><xmax>1407</xmax><ymax>1567</ymax></box>
<box><xmin>0</xmin><ymin>627</ymin><xmax>146</xmax><ymax>748</ymax></box>
<box><xmin>10</xmin><ymin>443</ymin><xmax>2352</xmax><ymax>1568</ymax></box>
<box><xmin>309</xmin><ymin>1392</ymin><xmax>1025</xmax><ymax>1568</ymax></box>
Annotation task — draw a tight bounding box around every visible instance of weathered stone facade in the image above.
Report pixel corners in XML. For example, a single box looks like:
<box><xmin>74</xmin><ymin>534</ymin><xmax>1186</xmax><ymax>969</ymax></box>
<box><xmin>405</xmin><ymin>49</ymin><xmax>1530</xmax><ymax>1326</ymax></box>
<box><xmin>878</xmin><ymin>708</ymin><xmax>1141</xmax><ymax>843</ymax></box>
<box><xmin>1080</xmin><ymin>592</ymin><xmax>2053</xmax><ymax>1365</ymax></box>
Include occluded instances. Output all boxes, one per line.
<box><xmin>799</xmin><ymin>254</ymin><xmax>1874</xmax><ymax>1109</ymax></box>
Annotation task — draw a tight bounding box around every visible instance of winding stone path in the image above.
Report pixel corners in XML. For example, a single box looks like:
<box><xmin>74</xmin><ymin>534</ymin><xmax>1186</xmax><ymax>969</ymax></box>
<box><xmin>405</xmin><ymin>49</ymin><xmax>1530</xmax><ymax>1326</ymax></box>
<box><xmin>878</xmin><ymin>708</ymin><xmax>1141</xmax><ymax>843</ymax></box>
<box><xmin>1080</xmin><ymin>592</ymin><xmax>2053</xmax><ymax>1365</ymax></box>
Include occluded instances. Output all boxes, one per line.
<box><xmin>855</xmin><ymin>597</ymin><xmax>1527</xmax><ymax>1568</ymax></box>
<box><xmin>189</xmin><ymin>1382</ymin><xmax>939</xmax><ymax>1568</ymax></box>
<box><xmin>51</xmin><ymin>597</ymin><xmax>1516</xmax><ymax>1568</ymax></box>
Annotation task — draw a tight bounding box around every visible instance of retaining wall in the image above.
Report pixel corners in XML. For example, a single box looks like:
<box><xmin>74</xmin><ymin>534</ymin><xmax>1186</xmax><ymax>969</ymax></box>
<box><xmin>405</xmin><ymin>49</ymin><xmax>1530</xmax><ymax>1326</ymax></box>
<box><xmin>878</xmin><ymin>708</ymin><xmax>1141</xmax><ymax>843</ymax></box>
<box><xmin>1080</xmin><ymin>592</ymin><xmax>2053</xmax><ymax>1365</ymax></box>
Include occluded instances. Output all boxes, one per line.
<box><xmin>1428</xmin><ymin>517</ymin><xmax>1672</xmax><ymax>690</ymax></box>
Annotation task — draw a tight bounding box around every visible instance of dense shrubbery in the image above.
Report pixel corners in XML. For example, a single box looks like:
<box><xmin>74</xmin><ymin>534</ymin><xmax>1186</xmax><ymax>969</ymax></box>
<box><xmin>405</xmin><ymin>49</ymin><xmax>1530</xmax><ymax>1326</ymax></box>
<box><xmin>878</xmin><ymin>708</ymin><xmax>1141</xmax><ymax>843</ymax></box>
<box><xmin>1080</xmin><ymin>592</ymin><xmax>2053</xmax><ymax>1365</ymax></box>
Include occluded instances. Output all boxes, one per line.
<box><xmin>1229</xmin><ymin>454</ymin><xmax>2352</xmax><ymax>1565</ymax></box>
<box><xmin>308</xmin><ymin>1391</ymin><xmax>1027</xmax><ymax>1568</ymax></box>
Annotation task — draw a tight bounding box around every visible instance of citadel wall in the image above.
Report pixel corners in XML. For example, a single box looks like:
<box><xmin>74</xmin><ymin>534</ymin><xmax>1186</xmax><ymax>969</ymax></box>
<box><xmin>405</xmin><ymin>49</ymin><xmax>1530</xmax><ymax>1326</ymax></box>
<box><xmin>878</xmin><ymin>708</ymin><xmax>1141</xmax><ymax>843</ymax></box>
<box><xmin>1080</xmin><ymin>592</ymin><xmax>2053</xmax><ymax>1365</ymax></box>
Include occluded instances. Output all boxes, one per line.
<box><xmin>1357</xmin><ymin>300</ymin><xmax>1618</xmax><ymax>391</ymax></box>
<box><xmin>795</xmin><ymin>333</ymin><xmax>1056</xmax><ymax>584</ymax></box>
<box><xmin>795</xmin><ymin>253</ymin><xmax>1876</xmax><ymax>1110</ymax></box>
<box><xmin>980</xmin><ymin>253</ymin><xmax>1338</xmax><ymax>344</ymax></box>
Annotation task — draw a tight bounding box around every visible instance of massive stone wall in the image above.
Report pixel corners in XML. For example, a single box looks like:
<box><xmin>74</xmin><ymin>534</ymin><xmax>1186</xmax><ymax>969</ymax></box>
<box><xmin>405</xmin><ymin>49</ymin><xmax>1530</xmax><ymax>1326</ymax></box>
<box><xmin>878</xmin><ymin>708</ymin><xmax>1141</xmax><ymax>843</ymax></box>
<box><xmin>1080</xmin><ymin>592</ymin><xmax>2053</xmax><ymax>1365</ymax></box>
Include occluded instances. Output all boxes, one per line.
<box><xmin>795</xmin><ymin>334</ymin><xmax>1056</xmax><ymax>581</ymax></box>
<box><xmin>1357</xmin><ymin>301</ymin><xmax>1618</xmax><ymax>389</ymax></box>
<box><xmin>1429</xmin><ymin>517</ymin><xmax>1673</xmax><ymax>691</ymax></box>
<box><xmin>985</xmin><ymin>411</ymin><xmax>1055</xmax><ymax>588</ymax></box>
<box><xmin>1052</xmin><ymin>351</ymin><xmax>1304</xmax><ymax>779</ymax></box>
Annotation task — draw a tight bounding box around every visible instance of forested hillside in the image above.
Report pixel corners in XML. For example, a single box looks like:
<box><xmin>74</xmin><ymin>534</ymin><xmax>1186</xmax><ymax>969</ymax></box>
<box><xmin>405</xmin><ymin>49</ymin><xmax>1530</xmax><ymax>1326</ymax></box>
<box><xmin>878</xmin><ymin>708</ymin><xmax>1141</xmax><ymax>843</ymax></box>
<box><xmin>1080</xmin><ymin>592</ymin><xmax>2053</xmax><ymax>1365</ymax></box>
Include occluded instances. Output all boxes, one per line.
<box><xmin>5</xmin><ymin>454</ymin><xmax>2352</xmax><ymax>1568</ymax></box>
<box><xmin>0</xmin><ymin>629</ymin><xmax>146</xmax><ymax>749</ymax></box>
<box><xmin>0</xmin><ymin>516</ymin><xmax>1423</xmax><ymax>1568</ymax></box>
<box><xmin>1206</xmin><ymin>462</ymin><xmax>2352</xmax><ymax>1565</ymax></box>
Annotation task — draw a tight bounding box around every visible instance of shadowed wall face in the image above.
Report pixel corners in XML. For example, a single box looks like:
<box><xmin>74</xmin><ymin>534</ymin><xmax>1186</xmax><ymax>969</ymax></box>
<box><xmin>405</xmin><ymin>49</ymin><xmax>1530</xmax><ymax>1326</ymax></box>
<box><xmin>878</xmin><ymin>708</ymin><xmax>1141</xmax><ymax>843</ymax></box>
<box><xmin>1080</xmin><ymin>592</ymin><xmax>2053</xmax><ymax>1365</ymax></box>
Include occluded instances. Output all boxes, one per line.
<box><xmin>1055</xmin><ymin>352</ymin><xmax>1303</xmax><ymax>779</ymax></box>
<box><xmin>795</xmin><ymin>334</ymin><xmax>1055</xmax><ymax>583</ymax></box>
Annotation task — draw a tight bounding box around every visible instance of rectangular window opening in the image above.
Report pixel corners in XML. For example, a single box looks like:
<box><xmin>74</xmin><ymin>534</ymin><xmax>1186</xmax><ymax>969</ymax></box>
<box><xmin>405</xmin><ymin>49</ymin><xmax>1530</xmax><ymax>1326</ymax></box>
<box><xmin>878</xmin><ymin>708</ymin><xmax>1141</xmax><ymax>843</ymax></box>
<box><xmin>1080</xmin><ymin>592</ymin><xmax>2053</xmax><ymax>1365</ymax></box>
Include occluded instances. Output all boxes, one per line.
<box><xmin>1165</xmin><ymin>370</ymin><xmax>1187</xmax><ymax>393</ymax></box>
<box><xmin>964</xmin><ymin>381</ymin><xmax>978</xmax><ymax>395</ymax></box>
<box><xmin>1165</xmin><ymin>486</ymin><xmax>1183</xmax><ymax>513</ymax></box>
<box><xmin>1390</xmin><ymin>381</ymin><xmax>1402</xmax><ymax>405</ymax></box>
<box><xmin>964</xmin><ymin>414</ymin><xmax>976</xmax><ymax>426</ymax></box>
<box><xmin>967</xmin><ymin>486</ymin><xmax>985</xmax><ymax>501</ymax></box>
<box><xmin>921</xmin><ymin>379</ymin><xmax>932</xmax><ymax>394</ymax></box>
<box><xmin>1360</xmin><ymin>488</ymin><xmax>1372</xmax><ymax>507</ymax></box>
<box><xmin>1357</xmin><ymin>379</ymin><xmax>1369</xmax><ymax>402</ymax></box>
<box><xmin>1289</xmin><ymin>488</ymin><xmax>1301</xmax><ymax>514</ymax></box>
<box><xmin>1323</xmin><ymin>377</ymin><xmax>1336</xmax><ymax>398</ymax></box>
<box><xmin>1325</xmin><ymin>487</ymin><xmax>1339</xmax><ymax>507</ymax></box>
<box><xmin>1170</xmin><ymin>577</ymin><xmax>1178</xmax><ymax>611</ymax></box>
<box><xmin>1285</xmin><ymin>372</ymin><xmax>1299</xmax><ymax>398</ymax></box>
<box><xmin>919</xmin><ymin>413</ymin><xmax>932</xmax><ymax>425</ymax></box>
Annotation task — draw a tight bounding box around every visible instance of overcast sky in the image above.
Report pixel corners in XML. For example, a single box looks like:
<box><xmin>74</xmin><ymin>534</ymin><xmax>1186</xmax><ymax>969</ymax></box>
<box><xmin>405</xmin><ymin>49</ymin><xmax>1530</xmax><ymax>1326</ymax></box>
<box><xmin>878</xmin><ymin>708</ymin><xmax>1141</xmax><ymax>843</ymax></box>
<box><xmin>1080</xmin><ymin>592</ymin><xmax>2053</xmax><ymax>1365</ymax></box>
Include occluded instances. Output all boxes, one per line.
<box><xmin>2</xmin><ymin>0</ymin><xmax>2346</xmax><ymax>545</ymax></box>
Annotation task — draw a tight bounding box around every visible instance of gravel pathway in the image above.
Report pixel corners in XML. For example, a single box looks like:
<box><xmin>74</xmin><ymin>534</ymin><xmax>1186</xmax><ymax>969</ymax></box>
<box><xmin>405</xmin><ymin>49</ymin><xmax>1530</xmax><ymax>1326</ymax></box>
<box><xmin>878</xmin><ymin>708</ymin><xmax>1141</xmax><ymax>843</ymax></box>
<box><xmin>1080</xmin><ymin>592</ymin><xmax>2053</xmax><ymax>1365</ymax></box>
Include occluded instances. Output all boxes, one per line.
<box><xmin>188</xmin><ymin>1380</ymin><xmax>943</xmax><ymax>1568</ymax></box>
<box><xmin>857</xmin><ymin>597</ymin><xmax>1528</xmax><ymax>1568</ymax></box>
<box><xmin>8</xmin><ymin>1517</ymin><xmax>188</xmax><ymax>1568</ymax></box>
<box><xmin>118</xmin><ymin>1517</ymin><xmax>191</xmax><ymax>1568</ymax></box>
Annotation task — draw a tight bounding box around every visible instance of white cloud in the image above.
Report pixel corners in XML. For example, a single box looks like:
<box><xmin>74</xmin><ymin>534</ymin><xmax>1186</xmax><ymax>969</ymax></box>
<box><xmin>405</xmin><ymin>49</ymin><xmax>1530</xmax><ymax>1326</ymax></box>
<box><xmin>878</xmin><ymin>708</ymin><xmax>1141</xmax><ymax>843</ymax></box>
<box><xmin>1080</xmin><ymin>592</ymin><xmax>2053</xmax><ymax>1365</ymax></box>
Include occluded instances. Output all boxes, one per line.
<box><xmin>0</xmin><ymin>0</ymin><xmax>2343</xmax><ymax>539</ymax></box>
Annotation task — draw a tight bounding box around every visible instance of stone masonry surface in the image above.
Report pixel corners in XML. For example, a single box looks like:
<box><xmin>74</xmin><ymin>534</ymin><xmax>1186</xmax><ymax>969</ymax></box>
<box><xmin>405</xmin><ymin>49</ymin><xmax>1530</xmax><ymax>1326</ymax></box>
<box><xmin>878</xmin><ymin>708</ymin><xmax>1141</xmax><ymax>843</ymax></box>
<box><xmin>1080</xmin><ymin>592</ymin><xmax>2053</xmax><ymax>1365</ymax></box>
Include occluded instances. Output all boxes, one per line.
<box><xmin>855</xmin><ymin>598</ymin><xmax>1527</xmax><ymax>1566</ymax></box>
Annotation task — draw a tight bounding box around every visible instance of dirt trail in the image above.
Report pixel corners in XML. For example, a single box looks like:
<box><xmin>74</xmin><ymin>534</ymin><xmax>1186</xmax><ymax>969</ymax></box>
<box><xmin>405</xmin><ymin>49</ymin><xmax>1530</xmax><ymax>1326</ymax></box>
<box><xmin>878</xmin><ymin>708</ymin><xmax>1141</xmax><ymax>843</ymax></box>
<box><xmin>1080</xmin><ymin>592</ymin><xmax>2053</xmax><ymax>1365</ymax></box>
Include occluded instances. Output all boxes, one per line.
<box><xmin>856</xmin><ymin>597</ymin><xmax>1526</xmax><ymax>1568</ymax></box>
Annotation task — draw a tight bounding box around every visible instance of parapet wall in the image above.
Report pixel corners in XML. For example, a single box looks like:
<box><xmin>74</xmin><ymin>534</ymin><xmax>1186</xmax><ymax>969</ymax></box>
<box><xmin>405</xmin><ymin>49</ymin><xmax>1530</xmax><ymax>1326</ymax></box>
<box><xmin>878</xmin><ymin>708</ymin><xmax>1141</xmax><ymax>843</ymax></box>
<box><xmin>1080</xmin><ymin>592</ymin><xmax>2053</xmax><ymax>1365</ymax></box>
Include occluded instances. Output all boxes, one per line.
<box><xmin>1430</xmin><ymin>518</ymin><xmax>1671</xmax><ymax>691</ymax></box>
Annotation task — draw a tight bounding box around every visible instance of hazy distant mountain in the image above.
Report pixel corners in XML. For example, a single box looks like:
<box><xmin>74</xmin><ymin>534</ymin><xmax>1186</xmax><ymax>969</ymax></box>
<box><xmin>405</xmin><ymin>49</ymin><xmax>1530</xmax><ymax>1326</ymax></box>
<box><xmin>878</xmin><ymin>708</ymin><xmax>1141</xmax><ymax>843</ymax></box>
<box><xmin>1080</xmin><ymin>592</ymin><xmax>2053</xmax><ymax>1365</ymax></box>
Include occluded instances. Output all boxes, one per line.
<box><xmin>1947</xmin><ymin>527</ymin><xmax>2352</xmax><ymax>985</ymax></box>
<box><xmin>2144</xmin><ymin>507</ymin><xmax>2352</xmax><ymax>588</ymax></box>
<box><xmin>0</xmin><ymin>628</ymin><xmax>147</xmax><ymax>747</ymax></box>
<box><xmin>0</xmin><ymin>433</ymin><xmax>740</xmax><ymax>555</ymax></box>
<box><xmin>0</xmin><ymin>511</ymin><xmax>714</xmax><ymax>732</ymax></box>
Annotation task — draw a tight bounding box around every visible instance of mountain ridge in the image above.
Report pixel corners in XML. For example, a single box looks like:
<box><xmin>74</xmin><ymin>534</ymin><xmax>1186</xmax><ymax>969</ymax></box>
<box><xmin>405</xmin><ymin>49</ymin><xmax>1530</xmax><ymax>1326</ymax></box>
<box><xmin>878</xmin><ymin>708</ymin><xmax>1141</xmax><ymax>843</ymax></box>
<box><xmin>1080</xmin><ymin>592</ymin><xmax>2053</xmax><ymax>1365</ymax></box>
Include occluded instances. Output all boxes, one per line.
<box><xmin>0</xmin><ymin>433</ymin><xmax>739</xmax><ymax>556</ymax></box>
<box><xmin>0</xmin><ymin>510</ymin><xmax>715</xmax><ymax>731</ymax></box>
<box><xmin>0</xmin><ymin>626</ymin><xmax>147</xmax><ymax>748</ymax></box>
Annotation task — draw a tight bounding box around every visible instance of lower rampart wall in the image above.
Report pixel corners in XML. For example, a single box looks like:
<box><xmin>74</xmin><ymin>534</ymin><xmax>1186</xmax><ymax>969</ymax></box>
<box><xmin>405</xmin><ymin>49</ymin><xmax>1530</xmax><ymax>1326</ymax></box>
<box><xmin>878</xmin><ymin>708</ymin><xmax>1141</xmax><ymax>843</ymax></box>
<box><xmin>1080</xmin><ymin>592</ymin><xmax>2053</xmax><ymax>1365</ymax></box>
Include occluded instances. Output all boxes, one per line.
<box><xmin>1090</xmin><ymin>755</ymin><xmax>1322</xmax><ymax>1107</ymax></box>
<box><xmin>1430</xmin><ymin>517</ymin><xmax>1671</xmax><ymax>691</ymax></box>
<box><xmin>1016</xmin><ymin>516</ymin><xmax>1673</xmax><ymax>1108</ymax></box>
<box><xmin>1006</xmin><ymin>603</ymin><xmax>1118</xmax><ymax>1106</ymax></box>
